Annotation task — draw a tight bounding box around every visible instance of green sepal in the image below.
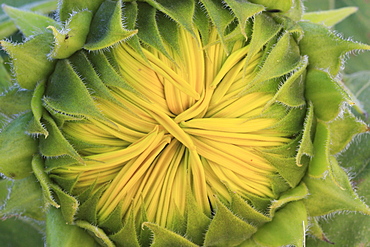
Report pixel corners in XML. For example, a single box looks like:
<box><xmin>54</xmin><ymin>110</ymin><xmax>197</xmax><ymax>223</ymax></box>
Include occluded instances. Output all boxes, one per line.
<box><xmin>109</xmin><ymin>208</ymin><xmax>140</xmax><ymax>247</ymax></box>
<box><xmin>99</xmin><ymin>201</ymin><xmax>124</xmax><ymax>234</ymax></box>
<box><xmin>77</xmin><ymin>185</ymin><xmax>106</xmax><ymax>225</ymax></box>
<box><xmin>44</xmin><ymin>59</ymin><xmax>106</xmax><ymax>121</ymax></box>
<box><xmin>84</xmin><ymin>0</ymin><xmax>137</xmax><ymax>50</ymax></box>
<box><xmin>303</xmin><ymin>7</ymin><xmax>358</xmax><ymax>27</ymax></box>
<box><xmin>49</xmin><ymin>174</ymin><xmax>78</xmax><ymax>195</ymax></box>
<box><xmin>87</xmin><ymin>51</ymin><xmax>134</xmax><ymax>91</ymax></box>
<box><xmin>199</xmin><ymin>0</ymin><xmax>235</xmax><ymax>54</ymax></box>
<box><xmin>145</xmin><ymin>0</ymin><xmax>196</xmax><ymax>38</ymax></box>
<box><xmin>2</xmin><ymin>4</ymin><xmax>59</xmax><ymax>37</ymax></box>
<box><xmin>122</xmin><ymin>2</ymin><xmax>147</xmax><ymax>60</ymax></box>
<box><xmin>48</xmin><ymin>10</ymin><xmax>93</xmax><ymax>59</ymax></box>
<box><xmin>270</xmin><ymin>56</ymin><xmax>308</xmax><ymax>108</ymax></box>
<box><xmin>39</xmin><ymin>113</ymin><xmax>82</xmax><ymax>163</ymax></box>
<box><xmin>46</xmin><ymin>207</ymin><xmax>99</xmax><ymax>247</ymax></box>
<box><xmin>270</xmin><ymin>105</ymin><xmax>307</xmax><ymax>134</ymax></box>
<box><xmin>296</xmin><ymin>102</ymin><xmax>315</xmax><ymax>166</ymax></box>
<box><xmin>28</xmin><ymin>80</ymin><xmax>48</xmax><ymax>136</ymax></box>
<box><xmin>31</xmin><ymin>154</ymin><xmax>60</xmax><ymax>209</ymax></box>
<box><xmin>135</xmin><ymin>2</ymin><xmax>172</xmax><ymax>59</ymax></box>
<box><xmin>307</xmin><ymin>217</ymin><xmax>333</xmax><ymax>244</ymax></box>
<box><xmin>185</xmin><ymin>189</ymin><xmax>211</xmax><ymax>245</ymax></box>
<box><xmin>0</xmin><ymin>112</ymin><xmax>37</xmax><ymax>179</ymax></box>
<box><xmin>328</xmin><ymin>109</ymin><xmax>367</xmax><ymax>155</ymax></box>
<box><xmin>68</xmin><ymin>51</ymin><xmax>122</xmax><ymax>105</ymax></box>
<box><xmin>229</xmin><ymin>192</ymin><xmax>271</xmax><ymax>227</ymax></box>
<box><xmin>75</xmin><ymin>220</ymin><xmax>115</xmax><ymax>247</ymax></box>
<box><xmin>0</xmin><ymin>87</ymin><xmax>32</xmax><ymax>117</ymax></box>
<box><xmin>299</xmin><ymin>21</ymin><xmax>370</xmax><ymax>76</ymax></box>
<box><xmin>44</xmin><ymin>156</ymin><xmax>78</xmax><ymax>172</ymax></box>
<box><xmin>248</xmin><ymin>0</ymin><xmax>293</xmax><ymax>12</ymax></box>
<box><xmin>308</xmin><ymin>121</ymin><xmax>330</xmax><ymax>177</ymax></box>
<box><xmin>304</xmin><ymin>159</ymin><xmax>370</xmax><ymax>217</ymax></box>
<box><xmin>0</xmin><ymin>175</ymin><xmax>44</xmax><ymax>220</ymax></box>
<box><xmin>0</xmin><ymin>33</ymin><xmax>55</xmax><ymax>90</ymax></box>
<box><xmin>262</xmin><ymin>153</ymin><xmax>307</xmax><ymax>188</ymax></box>
<box><xmin>143</xmin><ymin>222</ymin><xmax>197</xmax><ymax>247</ymax></box>
<box><xmin>51</xmin><ymin>184</ymin><xmax>79</xmax><ymax>225</ymax></box>
<box><xmin>58</xmin><ymin>0</ymin><xmax>104</xmax><ymax>22</ymax></box>
<box><xmin>249</xmin><ymin>200</ymin><xmax>308</xmax><ymax>247</ymax></box>
<box><xmin>224</xmin><ymin>0</ymin><xmax>264</xmax><ymax>38</ymax></box>
<box><xmin>248</xmin><ymin>32</ymin><xmax>301</xmax><ymax>91</ymax></box>
<box><xmin>269</xmin><ymin>182</ymin><xmax>309</xmax><ymax>217</ymax></box>
<box><xmin>193</xmin><ymin>2</ymin><xmax>211</xmax><ymax>46</ymax></box>
<box><xmin>203</xmin><ymin>199</ymin><xmax>257</xmax><ymax>246</ymax></box>
<box><xmin>245</xmin><ymin>13</ymin><xmax>281</xmax><ymax>71</ymax></box>
<box><xmin>156</xmin><ymin>13</ymin><xmax>180</xmax><ymax>55</ymax></box>
<box><xmin>305</xmin><ymin>69</ymin><xmax>349</xmax><ymax>121</ymax></box>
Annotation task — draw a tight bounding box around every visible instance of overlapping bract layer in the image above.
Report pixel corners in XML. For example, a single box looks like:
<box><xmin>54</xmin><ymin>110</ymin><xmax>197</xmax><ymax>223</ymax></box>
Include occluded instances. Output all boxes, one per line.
<box><xmin>0</xmin><ymin>0</ymin><xmax>370</xmax><ymax>246</ymax></box>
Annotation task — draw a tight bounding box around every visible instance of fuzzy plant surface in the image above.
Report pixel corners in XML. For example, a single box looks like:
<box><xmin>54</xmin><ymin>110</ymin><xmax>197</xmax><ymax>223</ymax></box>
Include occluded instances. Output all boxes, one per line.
<box><xmin>1</xmin><ymin>0</ymin><xmax>370</xmax><ymax>246</ymax></box>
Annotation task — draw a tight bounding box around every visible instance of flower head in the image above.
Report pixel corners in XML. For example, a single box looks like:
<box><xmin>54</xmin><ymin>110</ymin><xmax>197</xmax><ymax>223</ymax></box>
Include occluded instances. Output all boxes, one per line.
<box><xmin>0</xmin><ymin>1</ymin><xmax>370</xmax><ymax>246</ymax></box>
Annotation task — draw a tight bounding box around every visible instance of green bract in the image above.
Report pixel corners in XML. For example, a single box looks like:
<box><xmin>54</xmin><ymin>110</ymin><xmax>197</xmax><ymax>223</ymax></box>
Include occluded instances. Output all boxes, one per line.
<box><xmin>1</xmin><ymin>0</ymin><xmax>370</xmax><ymax>246</ymax></box>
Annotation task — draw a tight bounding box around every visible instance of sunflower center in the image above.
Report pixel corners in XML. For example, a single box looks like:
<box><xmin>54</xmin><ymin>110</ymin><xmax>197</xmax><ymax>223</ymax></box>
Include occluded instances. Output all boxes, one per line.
<box><xmin>52</xmin><ymin>28</ymin><xmax>293</xmax><ymax>228</ymax></box>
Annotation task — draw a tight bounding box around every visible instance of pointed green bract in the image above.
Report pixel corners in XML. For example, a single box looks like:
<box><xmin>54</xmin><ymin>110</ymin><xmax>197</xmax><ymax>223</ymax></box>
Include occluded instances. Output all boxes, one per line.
<box><xmin>204</xmin><ymin>199</ymin><xmax>257</xmax><ymax>246</ymax></box>
<box><xmin>2</xmin><ymin>4</ymin><xmax>58</xmax><ymax>37</ymax></box>
<box><xmin>84</xmin><ymin>0</ymin><xmax>137</xmax><ymax>50</ymax></box>
<box><xmin>0</xmin><ymin>33</ymin><xmax>55</xmax><ymax>90</ymax></box>
<box><xmin>300</xmin><ymin>21</ymin><xmax>370</xmax><ymax>76</ymax></box>
<box><xmin>223</xmin><ymin>0</ymin><xmax>264</xmax><ymax>37</ymax></box>
<box><xmin>48</xmin><ymin>10</ymin><xmax>93</xmax><ymax>59</ymax></box>
<box><xmin>303</xmin><ymin>7</ymin><xmax>358</xmax><ymax>27</ymax></box>
<box><xmin>143</xmin><ymin>222</ymin><xmax>197</xmax><ymax>247</ymax></box>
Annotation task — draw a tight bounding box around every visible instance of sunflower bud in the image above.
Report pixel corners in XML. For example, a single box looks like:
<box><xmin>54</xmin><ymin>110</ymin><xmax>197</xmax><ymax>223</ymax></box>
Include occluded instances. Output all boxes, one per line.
<box><xmin>1</xmin><ymin>0</ymin><xmax>370</xmax><ymax>246</ymax></box>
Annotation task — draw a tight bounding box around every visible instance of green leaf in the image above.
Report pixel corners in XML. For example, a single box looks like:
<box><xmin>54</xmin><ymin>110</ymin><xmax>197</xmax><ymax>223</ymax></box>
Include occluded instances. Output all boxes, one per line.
<box><xmin>303</xmin><ymin>7</ymin><xmax>358</xmax><ymax>27</ymax></box>
<box><xmin>0</xmin><ymin>112</ymin><xmax>37</xmax><ymax>179</ymax></box>
<box><xmin>0</xmin><ymin>217</ymin><xmax>44</xmax><ymax>247</ymax></box>
<box><xmin>0</xmin><ymin>0</ymin><xmax>58</xmax><ymax>39</ymax></box>
<box><xmin>0</xmin><ymin>175</ymin><xmax>44</xmax><ymax>220</ymax></box>
<box><xmin>343</xmin><ymin>71</ymin><xmax>370</xmax><ymax>121</ymax></box>
<box><xmin>304</xmin><ymin>159</ymin><xmax>370</xmax><ymax>217</ymax></box>
<box><xmin>2</xmin><ymin>4</ymin><xmax>58</xmax><ymax>37</ymax></box>
<box><xmin>46</xmin><ymin>207</ymin><xmax>99</xmax><ymax>247</ymax></box>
